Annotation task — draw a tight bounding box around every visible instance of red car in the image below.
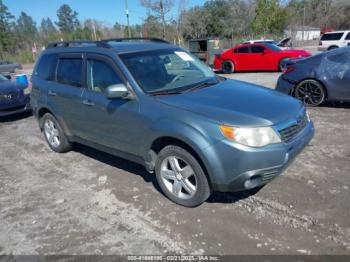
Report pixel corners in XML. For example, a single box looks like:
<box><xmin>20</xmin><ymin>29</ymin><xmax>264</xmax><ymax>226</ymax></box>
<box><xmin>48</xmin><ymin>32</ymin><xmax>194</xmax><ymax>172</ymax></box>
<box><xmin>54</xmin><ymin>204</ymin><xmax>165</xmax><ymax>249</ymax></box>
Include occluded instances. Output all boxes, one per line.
<box><xmin>214</xmin><ymin>43</ymin><xmax>311</xmax><ymax>73</ymax></box>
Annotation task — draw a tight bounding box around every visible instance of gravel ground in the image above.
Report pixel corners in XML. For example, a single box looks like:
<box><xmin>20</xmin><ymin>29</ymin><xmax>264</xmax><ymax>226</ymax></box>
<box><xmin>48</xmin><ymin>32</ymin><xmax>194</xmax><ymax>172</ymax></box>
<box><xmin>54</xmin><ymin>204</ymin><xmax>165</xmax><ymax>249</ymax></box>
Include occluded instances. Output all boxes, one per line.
<box><xmin>0</xmin><ymin>67</ymin><xmax>349</xmax><ymax>256</ymax></box>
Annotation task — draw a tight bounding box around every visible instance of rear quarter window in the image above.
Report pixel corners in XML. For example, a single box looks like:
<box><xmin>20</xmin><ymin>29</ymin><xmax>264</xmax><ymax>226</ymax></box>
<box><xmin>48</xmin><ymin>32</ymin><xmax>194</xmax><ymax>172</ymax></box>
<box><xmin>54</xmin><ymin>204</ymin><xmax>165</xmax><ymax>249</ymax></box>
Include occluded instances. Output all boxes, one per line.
<box><xmin>321</xmin><ymin>33</ymin><xmax>344</xmax><ymax>41</ymax></box>
<box><xmin>35</xmin><ymin>54</ymin><xmax>58</xmax><ymax>81</ymax></box>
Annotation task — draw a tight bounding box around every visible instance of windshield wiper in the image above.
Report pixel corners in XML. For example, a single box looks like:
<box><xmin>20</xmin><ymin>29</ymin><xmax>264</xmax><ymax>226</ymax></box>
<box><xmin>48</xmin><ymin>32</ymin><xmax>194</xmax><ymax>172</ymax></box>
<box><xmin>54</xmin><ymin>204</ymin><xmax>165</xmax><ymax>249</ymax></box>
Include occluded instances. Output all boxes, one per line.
<box><xmin>149</xmin><ymin>90</ymin><xmax>183</xmax><ymax>96</ymax></box>
<box><xmin>184</xmin><ymin>80</ymin><xmax>218</xmax><ymax>93</ymax></box>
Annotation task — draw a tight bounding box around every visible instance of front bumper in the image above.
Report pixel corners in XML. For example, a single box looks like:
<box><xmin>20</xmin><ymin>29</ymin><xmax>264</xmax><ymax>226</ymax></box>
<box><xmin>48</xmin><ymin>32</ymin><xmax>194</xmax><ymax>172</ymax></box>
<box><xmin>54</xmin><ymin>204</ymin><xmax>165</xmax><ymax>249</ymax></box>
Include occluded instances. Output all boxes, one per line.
<box><xmin>0</xmin><ymin>94</ymin><xmax>31</xmax><ymax>117</ymax></box>
<box><xmin>204</xmin><ymin>120</ymin><xmax>314</xmax><ymax>192</ymax></box>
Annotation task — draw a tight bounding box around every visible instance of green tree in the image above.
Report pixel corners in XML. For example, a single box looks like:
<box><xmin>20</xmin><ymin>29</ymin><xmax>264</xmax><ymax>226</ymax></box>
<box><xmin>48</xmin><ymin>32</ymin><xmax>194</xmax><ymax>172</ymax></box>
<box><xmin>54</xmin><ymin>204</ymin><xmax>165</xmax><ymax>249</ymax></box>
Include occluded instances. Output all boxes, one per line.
<box><xmin>56</xmin><ymin>4</ymin><xmax>80</xmax><ymax>36</ymax></box>
<box><xmin>0</xmin><ymin>0</ymin><xmax>15</xmax><ymax>57</ymax></box>
<box><xmin>142</xmin><ymin>15</ymin><xmax>162</xmax><ymax>38</ymax></box>
<box><xmin>252</xmin><ymin>0</ymin><xmax>287</xmax><ymax>37</ymax></box>
<box><xmin>16</xmin><ymin>12</ymin><xmax>37</xmax><ymax>44</ymax></box>
<box><xmin>203</xmin><ymin>0</ymin><xmax>231</xmax><ymax>37</ymax></box>
<box><xmin>39</xmin><ymin>18</ymin><xmax>60</xmax><ymax>46</ymax></box>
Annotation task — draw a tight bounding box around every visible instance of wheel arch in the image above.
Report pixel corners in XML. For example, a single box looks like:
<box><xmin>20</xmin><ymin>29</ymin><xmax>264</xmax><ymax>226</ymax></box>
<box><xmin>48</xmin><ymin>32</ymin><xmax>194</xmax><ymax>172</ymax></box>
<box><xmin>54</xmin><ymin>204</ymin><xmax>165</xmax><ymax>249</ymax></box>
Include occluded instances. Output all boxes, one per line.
<box><xmin>37</xmin><ymin>106</ymin><xmax>72</xmax><ymax>137</ymax></box>
<box><xmin>328</xmin><ymin>45</ymin><xmax>339</xmax><ymax>50</ymax></box>
<box><xmin>148</xmin><ymin>136</ymin><xmax>214</xmax><ymax>188</ymax></box>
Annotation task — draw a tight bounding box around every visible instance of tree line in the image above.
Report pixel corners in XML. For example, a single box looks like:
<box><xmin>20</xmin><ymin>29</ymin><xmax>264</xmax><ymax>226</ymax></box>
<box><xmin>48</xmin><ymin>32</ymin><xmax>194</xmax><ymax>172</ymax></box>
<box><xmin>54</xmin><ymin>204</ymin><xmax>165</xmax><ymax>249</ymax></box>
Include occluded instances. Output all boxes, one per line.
<box><xmin>0</xmin><ymin>0</ymin><xmax>349</xmax><ymax>63</ymax></box>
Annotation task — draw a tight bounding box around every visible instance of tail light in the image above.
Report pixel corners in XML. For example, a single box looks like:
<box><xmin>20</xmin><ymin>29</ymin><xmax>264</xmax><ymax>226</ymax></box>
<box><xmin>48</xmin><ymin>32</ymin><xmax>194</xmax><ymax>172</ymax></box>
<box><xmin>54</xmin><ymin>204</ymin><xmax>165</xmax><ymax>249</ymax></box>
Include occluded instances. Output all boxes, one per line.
<box><xmin>283</xmin><ymin>66</ymin><xmax>295</xmax><ymax>74</ymax></box>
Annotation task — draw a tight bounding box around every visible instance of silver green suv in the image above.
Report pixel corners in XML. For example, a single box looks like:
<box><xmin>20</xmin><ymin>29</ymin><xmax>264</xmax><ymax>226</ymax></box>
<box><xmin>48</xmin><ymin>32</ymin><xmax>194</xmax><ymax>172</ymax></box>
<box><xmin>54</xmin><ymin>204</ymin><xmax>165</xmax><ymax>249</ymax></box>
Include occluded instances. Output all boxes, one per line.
<box><xmin>31</xmin><ymin>38</ymin><xmax>314</xmax><ymax>207</ymax></box>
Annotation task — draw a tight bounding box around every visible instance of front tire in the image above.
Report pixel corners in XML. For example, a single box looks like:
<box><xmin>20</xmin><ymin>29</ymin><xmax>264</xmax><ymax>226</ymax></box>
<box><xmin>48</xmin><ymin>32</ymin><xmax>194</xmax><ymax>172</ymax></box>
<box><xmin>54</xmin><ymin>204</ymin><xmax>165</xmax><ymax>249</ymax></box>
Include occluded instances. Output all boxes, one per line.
<box><xmin>42</xmin><ymin>113</ymin><xmax>72</xmax><ymax>153</ymax></box>
<box><xmin>222</xmin><ymin>60</ymin><xmax>234</xmax><ymax>74</ymax></box>
<box><xmin>294</xmin><ymin>79</ymin><xmax>326</xmax><ymax>106</ymax></box>
<box><xmin>155</xmin><ymin>145</ymin><xmax>211</xmax><ymax>207</ymax></box>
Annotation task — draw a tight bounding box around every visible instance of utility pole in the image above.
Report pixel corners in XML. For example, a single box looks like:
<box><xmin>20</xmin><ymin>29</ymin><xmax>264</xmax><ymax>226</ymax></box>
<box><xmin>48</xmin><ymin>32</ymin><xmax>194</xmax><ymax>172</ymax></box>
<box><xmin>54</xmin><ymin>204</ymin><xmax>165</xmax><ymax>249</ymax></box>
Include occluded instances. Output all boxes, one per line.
<box><xmin>302</xmin><ymin>3</ymin><xmax>306</xmax><ymax>42</ymax></box>
<box><xmin>125</xmin><ymin>0</ymin><xmax>131</xmax><ymax>37</ymax></box>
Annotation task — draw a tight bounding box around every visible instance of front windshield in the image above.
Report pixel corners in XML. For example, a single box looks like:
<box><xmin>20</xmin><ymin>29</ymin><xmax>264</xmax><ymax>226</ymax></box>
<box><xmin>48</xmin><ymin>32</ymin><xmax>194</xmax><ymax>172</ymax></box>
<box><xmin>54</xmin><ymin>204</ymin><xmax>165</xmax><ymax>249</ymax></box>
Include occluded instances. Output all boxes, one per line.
<box><xmin>120</xmin><ymin>49</ymin><xmax>217</xmax><ymax>94</ymax></box>
<box><xmin>265</xmin><ymin>43</ymin><xmax>282</xmax><ymax>51</ymax></box>
<box><xmin>0</xmin><ymin>74</ymin><xmax>8</xmax><ymax>81</ymax></box>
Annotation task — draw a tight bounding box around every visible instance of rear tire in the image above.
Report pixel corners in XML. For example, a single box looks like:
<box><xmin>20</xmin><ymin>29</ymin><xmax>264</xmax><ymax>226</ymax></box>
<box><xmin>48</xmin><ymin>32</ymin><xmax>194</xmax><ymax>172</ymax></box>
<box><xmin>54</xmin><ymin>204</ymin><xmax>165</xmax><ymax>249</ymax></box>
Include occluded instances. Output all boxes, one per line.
<box><xmin>41</xmin><ymin>113</ymin><xmax>72</xmax><ymax>153</ymax></box>
<box><xmin>222</xmin><ymin>60</ymin><xmax>234</xmax><ymax>74</ymax></box>
<box><xmin>155</xmin><ymin>145</ymin><xmax>211</xmax><ymax>207</ymax></box>
<box><xmin>294</xmin><ymin>79</ymin><xmax>326</xmax><ymax>107</ymax></box>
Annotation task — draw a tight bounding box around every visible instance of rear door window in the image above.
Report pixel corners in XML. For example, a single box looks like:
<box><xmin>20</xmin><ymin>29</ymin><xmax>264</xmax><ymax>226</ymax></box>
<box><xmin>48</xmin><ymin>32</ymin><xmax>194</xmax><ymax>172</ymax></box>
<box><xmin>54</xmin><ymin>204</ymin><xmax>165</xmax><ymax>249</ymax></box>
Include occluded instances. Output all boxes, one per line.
<box><xmin>35</xmin><ymin>54</ymin><xmax>58</xmax><ymax>81</ymax></box>
<box><xmin>56</xmin><ymin>57</ymin><xmax>83</xmax><ymax>87</ymax></box>
<box><xmin>321</xmin><ymin>33</ymin><xmax>344</xmax><ymax>41</ymax></box>
<box><xmin>346</xmin><ymin>33</ymin><xmax>350</xmax><ymax>40</ymax></box>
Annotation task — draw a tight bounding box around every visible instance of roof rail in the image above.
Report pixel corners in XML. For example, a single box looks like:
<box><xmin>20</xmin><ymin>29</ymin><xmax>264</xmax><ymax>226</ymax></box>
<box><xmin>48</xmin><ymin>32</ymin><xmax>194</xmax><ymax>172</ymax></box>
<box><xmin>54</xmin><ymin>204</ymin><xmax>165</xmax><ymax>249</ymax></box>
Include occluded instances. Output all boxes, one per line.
<box><xmin>47</xmin><ymin>40</ymin><xmax>111</xmax><ymax>49</ymax></box>
<box><xmin>101</xmin><ymin>37</ymin><xmax>169</xmax><ymax>44</ymax></box>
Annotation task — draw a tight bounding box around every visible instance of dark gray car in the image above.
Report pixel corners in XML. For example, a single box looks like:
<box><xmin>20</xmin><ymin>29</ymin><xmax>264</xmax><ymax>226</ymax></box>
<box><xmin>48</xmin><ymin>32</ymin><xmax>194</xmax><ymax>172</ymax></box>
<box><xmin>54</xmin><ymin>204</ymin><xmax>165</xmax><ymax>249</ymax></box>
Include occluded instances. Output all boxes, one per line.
<box><xmin>0</xmin><ymin>60</ymin><xmax>22</xmax><ymax>74</ymax></box>
<box><xmin>30</xmin><ymin>39</ymin><xmax>314</xmax><ymax>207</ymax></box>
<box><xmin>276</xmin><ymin>46</ymin><xmax>350</xmax><ymax>106</ymax></box>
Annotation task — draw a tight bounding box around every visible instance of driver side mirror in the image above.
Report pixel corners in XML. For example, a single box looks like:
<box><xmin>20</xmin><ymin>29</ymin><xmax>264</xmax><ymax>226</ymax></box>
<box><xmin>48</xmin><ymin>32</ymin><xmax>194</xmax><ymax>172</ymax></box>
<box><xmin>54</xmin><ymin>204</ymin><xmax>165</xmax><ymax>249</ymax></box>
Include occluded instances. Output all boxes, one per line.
<box><xmin>105</xmin><ymin>84</ymin><xmax>132</xmax><ymax>99</ymax></box>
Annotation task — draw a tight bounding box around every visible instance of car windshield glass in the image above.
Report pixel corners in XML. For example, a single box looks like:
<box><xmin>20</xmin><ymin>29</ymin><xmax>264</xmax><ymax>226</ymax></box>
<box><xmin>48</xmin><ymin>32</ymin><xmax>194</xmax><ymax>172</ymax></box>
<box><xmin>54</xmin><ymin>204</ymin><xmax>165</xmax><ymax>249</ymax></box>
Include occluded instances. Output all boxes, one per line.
<box><xmin>120</xmin><ymin>49</ymin><xmax>217</xmax><ymax>94</ymax></box>
<box><xmin>0</xmin><ymin>74</ymin><xmax>8</xmax><ymax>81</ymax></box>
<box><xmin>264</xmin><ymin>43</ymin><xmax>282</xmax><ymax>51</ymax></box>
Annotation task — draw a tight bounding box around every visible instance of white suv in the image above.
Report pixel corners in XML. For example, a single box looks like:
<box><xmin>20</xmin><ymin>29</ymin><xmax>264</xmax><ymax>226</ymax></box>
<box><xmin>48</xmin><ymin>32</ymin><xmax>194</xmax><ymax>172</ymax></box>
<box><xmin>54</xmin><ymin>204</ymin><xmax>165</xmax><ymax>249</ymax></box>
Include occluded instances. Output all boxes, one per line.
<box><xmin>319</xmin><ymin>30</ymin><xmax>350</xmax><ymax>51</ymax></box>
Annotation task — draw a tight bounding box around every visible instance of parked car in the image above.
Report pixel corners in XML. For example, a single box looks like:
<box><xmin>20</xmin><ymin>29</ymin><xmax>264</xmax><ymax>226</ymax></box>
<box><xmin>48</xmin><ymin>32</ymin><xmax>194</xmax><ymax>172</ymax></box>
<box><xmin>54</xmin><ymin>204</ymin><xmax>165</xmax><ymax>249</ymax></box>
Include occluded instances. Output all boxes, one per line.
<box><xmin>0</xmin><ymin>74</ymin><xmax>31</xmax><ymax>117</ymax></box>
<box><xmin>214</xmin><ymin>43</ymin><xmax>311</xmax><ymax>73</ymax></box>
<box><xmin>318</xmin><ymin>30</ymin><xmax>350</xmax><ymax>51</ymax></box>
<box><xmin>0</xmin><ymin>60</ymin><xmax>22</xmax><ymax>73</ymax></box>
<box><xmin>276</xmin><ymin>46</ymin><xmax>350</xmax><ymax>106</ymax></box>
<box><xmin>31</xmin><ymin>38</ymin><xmax>314</xmax><ymax>207</ymax></box>
<box><xmin>243</xmin><ymin>37</ymin><xmax>292</xmax><ymax>50</ymax></box>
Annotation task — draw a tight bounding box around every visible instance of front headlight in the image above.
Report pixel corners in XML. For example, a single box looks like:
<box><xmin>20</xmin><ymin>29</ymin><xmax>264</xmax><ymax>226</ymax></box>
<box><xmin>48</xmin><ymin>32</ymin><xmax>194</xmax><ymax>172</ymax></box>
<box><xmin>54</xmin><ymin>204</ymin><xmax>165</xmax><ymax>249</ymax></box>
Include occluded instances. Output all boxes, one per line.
<box><xmin>219</xmin><ymin>125</ymin><xmax>281</xmax><ymax>147</ymax></box>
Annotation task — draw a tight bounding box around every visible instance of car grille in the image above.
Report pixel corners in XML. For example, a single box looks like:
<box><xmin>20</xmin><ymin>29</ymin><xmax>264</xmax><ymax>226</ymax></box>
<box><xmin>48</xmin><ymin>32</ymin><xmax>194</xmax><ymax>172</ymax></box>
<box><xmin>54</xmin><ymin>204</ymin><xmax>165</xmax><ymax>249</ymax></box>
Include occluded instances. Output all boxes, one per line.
<box><xmin>279</xmin><ymin>112</ymin><xmax>308</xmax><ymax>142</ymax></box>
<box><xmin>0</xmin><ymin>92</ymin><xmax>19</xmax><ymax>102</ymax></box>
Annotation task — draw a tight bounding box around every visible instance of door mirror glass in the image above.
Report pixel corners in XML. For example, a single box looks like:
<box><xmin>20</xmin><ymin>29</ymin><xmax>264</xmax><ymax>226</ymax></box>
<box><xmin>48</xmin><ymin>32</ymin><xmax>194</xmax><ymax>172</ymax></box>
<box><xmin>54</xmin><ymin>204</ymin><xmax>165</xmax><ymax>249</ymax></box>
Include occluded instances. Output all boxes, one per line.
<box><xmin>105</xmin><ymin>84</ymin><xmax>130</xmax><ymax>99</ymax></box>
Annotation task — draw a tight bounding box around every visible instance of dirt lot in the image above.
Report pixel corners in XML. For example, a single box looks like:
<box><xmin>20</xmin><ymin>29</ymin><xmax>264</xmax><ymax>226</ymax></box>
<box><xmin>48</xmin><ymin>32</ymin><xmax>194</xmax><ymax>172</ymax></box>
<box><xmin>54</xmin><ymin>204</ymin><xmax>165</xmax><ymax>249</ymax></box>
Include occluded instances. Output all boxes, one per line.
<box><xmin>1</xmin><ymin>68</ymin><xmax>350</xmax><ymax>256</ymax></box>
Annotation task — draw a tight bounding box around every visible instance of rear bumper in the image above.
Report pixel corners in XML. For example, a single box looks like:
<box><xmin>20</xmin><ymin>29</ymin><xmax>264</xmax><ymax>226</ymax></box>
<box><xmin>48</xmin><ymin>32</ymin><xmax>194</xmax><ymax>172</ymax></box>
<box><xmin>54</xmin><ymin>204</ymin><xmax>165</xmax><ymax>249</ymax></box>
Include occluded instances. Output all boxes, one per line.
<box><xmin>317</xmin><ymin>46</ymin><xmax>328</xmax><ymax>52</ymax></box>
<box><xmin>204</xmin><ymin>121</ymin><xmax>314</xmax><ymax>192</ymax></box>
<box><xmin>275</xmin><ymin>75</ymin><xmax>296</xmax><ymax>95</ymax></box>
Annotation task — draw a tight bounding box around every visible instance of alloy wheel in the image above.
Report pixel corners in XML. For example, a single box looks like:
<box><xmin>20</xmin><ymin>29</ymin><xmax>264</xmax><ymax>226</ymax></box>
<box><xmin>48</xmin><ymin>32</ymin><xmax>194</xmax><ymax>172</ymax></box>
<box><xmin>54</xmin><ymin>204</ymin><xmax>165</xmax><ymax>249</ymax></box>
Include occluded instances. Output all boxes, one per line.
<box><xmin>160</xmin><ymin>156</ymin><xmax>197</xmax><ymax>200</ymax></box>
<box><xmin>295</xmin><ymin>80</ymin><xmax>325</xmax><ymax>106</ymax></box>
<box><xmin>44</xmin><ymin>119</ymin><xmax>60</xmax><ymax>148</ymax></box>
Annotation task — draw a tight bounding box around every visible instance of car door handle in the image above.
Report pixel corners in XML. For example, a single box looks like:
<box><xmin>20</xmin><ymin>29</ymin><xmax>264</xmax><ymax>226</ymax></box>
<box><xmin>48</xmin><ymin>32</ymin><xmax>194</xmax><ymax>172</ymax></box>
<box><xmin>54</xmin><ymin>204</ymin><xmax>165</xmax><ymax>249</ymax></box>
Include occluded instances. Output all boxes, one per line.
<box><xmin>82</xmin><ymin>100</ymin><xmax>95</xmax><ymax>106</ymax></box>
<box><xmin>48</xmin><ymin>90</ymin><xmax>57</xmax><ymax>96</ymax></box>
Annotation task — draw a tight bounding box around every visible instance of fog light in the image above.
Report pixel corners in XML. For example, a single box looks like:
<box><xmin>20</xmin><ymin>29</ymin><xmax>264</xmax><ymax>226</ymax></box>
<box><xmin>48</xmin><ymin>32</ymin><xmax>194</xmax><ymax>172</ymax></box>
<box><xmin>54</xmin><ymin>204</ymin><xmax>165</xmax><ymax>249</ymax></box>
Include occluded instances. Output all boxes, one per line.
<box><xmin>244</xmin><ymin>175</ymin><xmax>262</xmax><ymax>189</ymax></box>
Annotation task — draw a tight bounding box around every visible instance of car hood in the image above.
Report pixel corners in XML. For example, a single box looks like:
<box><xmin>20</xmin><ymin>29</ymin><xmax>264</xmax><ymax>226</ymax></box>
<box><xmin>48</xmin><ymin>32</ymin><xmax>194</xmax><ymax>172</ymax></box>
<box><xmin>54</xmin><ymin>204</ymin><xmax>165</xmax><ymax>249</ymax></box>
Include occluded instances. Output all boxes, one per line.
<box><xmin>155</xmin><ymin>79</ymin><xmax>303</xmax><ymax>127</ymax></box>
<box><xmin>0</xmin><ymin>81</ymin><xmax>25</xmax><ymax>94</ymax></box>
